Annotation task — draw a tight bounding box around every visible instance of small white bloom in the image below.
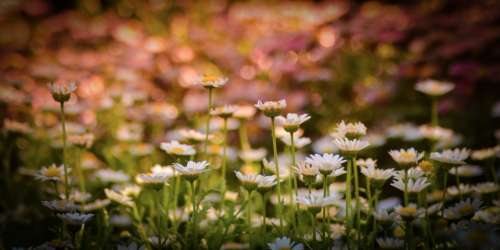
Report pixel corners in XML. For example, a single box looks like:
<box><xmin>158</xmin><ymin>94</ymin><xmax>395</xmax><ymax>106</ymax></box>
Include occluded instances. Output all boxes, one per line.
<box><xmin>48</xmin><ymin>82</ymin><xmax>77</xmax><ymax>102</ymax></box>
<box><xmin>239</xmin><ymin>148</ymin><xmax>267</xmax><ymax>162</ymax></box>
<box><xmin>443</xmin><ymin>198</ymin><xmax>482</xmax><ymax>220</ymax></box>
<box><xmin>173</xmin><ymin>161</ymin><xmax>210</xmax><ymax>177</ymax></box>
<box><xmin>104</xmin><ymin>188</ymin><xmax>134</xmax><ymax>207</ymax></box>
<box><xmin>419</xmin><ymin>125</ymin><xmax>454</xmax><ymax>142</ymax></box>
<box><xmin>331</xmin><ymin>120</ymin><xmax>367</xmax><ymax>139</ymax></box>
<box><xmin>388</xmin><ymin>148</ymin><xmax>424</xmax><ymax>166</ymax></box>
<box><xmin>210</xmin><ymin>105</ymin><xmax>237</xmax><ymax>118</ymax></box>
<box><xmin>276</xmin><ymin>113</ymin><xmax>311</xmax><ymax>132</ymax></box>
<box><xmin>57</xmin><ymin>212</ymin><xmax>93</xmax><ymax>225</ymax></box>
<box><xmin>448</xmin><ymin>165</ymin><xmax>483</xmax><ymax>177</ymax></box>
<box><xmin>296</xmin><ymin>193</ymin><xmax>337</xmax><ymax>209</ymax></box>
<box><xmin>268</xmin><ymin>237</ymin><xmax>303</xmax><ymax>250</ymax></box>
<box><xmin>42</xmin><ymin>200</ymin><xmax>79</xmax><ymax>212</ymax></box>
<box><xmin>361</xmin><ymin>165</ymin><xmax>394</xmax><ymax>182</ymax></box>
<box><xmin>196</xmin><ymin>74</ymin><xmax>228</xmax><ymax>88</ymax></box>
<box><xmin>334</xmin><ymin>138</ymin><xmax>370</xmax><ymax>155</ymax></box>
<box><xmin>35</xmin><ymin>164</ymin><xmax>67</xmax><ymax>182</ymax></box>
<box><xmin>376</xmin><ymin>237</ymin><xmax>404</xmax><ymax>249</ymax></box>
<box><xmin>255</xmin><ymin>99</ymin><xmax>286</xmax><ymax>117</ymax></box>
<box><xmin>472</xmin><ymin>182</ymin><xmax>499</xmax><ymax>194</ymax></box>
<box><xmin>471</xmin><ymin>146</ymin><xmax>499</xmax><ymax>161</ymax></box>
<box><xmin>415</xmin><ymin>79</ymin><xmax>454</xmax><ymax>96</ymax></box>
<box><xmin>233</xmin><ymin>105</ymin><xmax>257</xmax><ymax>120</ymax></box>
<box><xmin>95</xmin><ymin>169</ymin><xmax>130</xmax><ymax>183</ymax></box>
<box><xmin>305</xmin><ymin>153</ymin><xmax>346</xmax><ymax>176</ymax></box>
<box><xmin>391</xmin><ymin>177</ymin><xmax>431</xmax><ymax>193</ymax></box>
<box><xmin>430</xmin><ymin>148</ymin><xmax>470</xmax><ymax>165</ymax></box>
<box><xmin>160</xmin><ymin>140</ymin><xmax>196</xmax><ymax>156</ymax></box>
<box><xmin>280</xmin><ymin>133</ymin><xmax>311</xmax><ymax>148</ymax></box>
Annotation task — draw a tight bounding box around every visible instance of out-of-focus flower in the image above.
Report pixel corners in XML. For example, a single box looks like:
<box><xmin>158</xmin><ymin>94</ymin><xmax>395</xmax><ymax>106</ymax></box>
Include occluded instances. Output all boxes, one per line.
<box><xmin>305</xmin><ymin>153</ymin><xmax>345</xmax><ymax>176</ymax></box>
<box><xmin>239</xmin><ymin>148</ymin><xmax>267</xmax><ymax>162</ymax></box>
<box><xmin>388</xmin><ymin>148</ymin><xmax>424</xmax><ymax>166</ymax></box>
<box><xmin>178</xmin><ymin>129</ymin><xmax>212</xmax><ymax>144</ymax></box>
<box><xmin>42</xmin><ymin>200</ymin><xmax>79</xmax><ymax>212</ymax></box>
<box><xmin>448</xmin><ymin>165</ymin><xmax>483</xmax><ymax>177</ymax></box>
<box><xmin>57</xmin><ymin>212</ymin><xmax>93</xmax><ymax>225</ymax></box>
<box><xmin>415</xmin><ymin>79</ymin><xmax>454</xmax><ymax>97</ymax></box>
<box><xmin>394</xmin><ymin>204</ymin><xmax>423</xmax><ymax>221</ymax></box>
<box><xmin>136</xmin><ymin>172</ymin><xmax>170</xmax><ymax>190</ymax></box>
<box><xmin>276</xmin><ymin>113</ymin><xmax>310</xmax><ymax>133</ymax></box>
<box><xmin>430</xmin><ymin>148</ymin><xmax>470</xmax><ymax>165</ymax></box>
<box><xmin>196</xmin><ymin>74</ymin><xmax>228</xmax><ymax>89</ymax></box>
<box><xmin>104</xmin><ymin>188</ymin><xmax>134</xmax><ymax>207</ymax></box>
<box><xmin>334</xmin><ymin>138</ymin><xmax>370</xmax><ymax>156</ymax></box>
<box><xmin>419</xmin><ymin>125</ymin><xmax>454</xmax><ymax>142</ymax></box>
<box><xmin>296</xmin><ymin>193</ymin><xmax>337</xmax><ymax>212</ymax></box>
<box><xmin>81</xmin><ymin>199</ymin><xmax>111</xmax><ymax>212</ymax></box>
<box><xmin>473</xmin><ymin>182</ymin><xmax>499</xmax><ymax>195</ymax></box>
<box><xmin>234</xmin><ymin>171</ymin><xmax>276</xmax><ymax>191</ymax></box>
<box><xmin>267</xmin><ymin>237</ymin><xmax>303</xmax><ymax>250</ymax></box>
<box><xmin>376</xmin><ymin>237</ymin><xmax>404</xmax><ymax>249</ymax></box>
<box><xmin>48</xmin><ymin>82</ymin><xmax>77</xmax><ymax>102</ymax></box>
<box><xmin>471</xmin><ymin>146</ymin><xmax>499</xmax><ymax>161</ymax></box>
<box><xmin>280</xmin><ymin>133</ymin><xmax>311</xmax><ymax>148</ymax></box>
<box><xmin>361</xmin><ymin>165</ymin><xmax>394</xmax><ymax>183</ymax></box>
<box><xmin>95</xmin><ymin>169</ymin><xmax>130</xmax><ymax>183</ymax></box>
<box><xmin>35</xmin><ymin>164</ymin><xmax>68</xmax><ymax>182</ymax></box>
<box><xmin>295</xmin><ymin>161</ymin><xmax>319</xmax><ymax>183</ymax></box>
<box><xmin>443</xmin><ymin>198</ymin><xmax>482</xmax><ymax>220</ymax></box>
<box><xmin>173</xmin><ymin>161</ymin><xmax>210</xmax><ymax>180</ymax></box>
<box><xmin>255</xmin><ymin>99</ymin><xmax>286</xmax><ymax>117</ymax></box>
<box><xmin>68</xmin><ymin>133</ymin><xmax>94</xmax><ymax>148</ymax></box>
<box><xmin>391</xmin><ymin>177</ymin><xmax>430</xmax><ymax>193</ymax></box>
<box><xmin>331</xmin><ymin>121</ymin><xmax>367</xmax><ymax>139</ymax></box>
<box><xmin>117</xmin><ymin>242</ymin><xmax>146</xmax><ymax>250</ymax></box>
<box><xmin>160</xmin><ymin>140</ymin><xmax>196</xmax><ymax>156</ymax></box>
<box><xmin>210</xmin><ymin>105</ymin><xmax>237</xmax><ymax>118</ymax></box>
<box><xmin>4</xmin><ymin>119</ymin><xmax>33</xmax><ymax>134</ymax></box>
<box><xmin>233</xmin><ymin>105</ymin><xmax>257</xmax><ymax>120</ymax></box>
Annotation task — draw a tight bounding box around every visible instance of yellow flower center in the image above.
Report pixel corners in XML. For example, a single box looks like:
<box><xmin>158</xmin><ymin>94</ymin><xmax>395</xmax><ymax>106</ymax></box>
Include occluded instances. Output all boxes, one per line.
<box><xmin>400</xmin><ymin>206</ymin><xmax>417</xmax><ymax>216</ymax></box>
<box><xmin>459</xmin><ymin>204</ymin><xmax>474</xmax><ymax>215</ymax></box>
<box><xmin>202</xmin><ymin>75</ymin><xmax>218</xmax><ymax>82</ymax></box>
<box><xmin>400</xmin><ymin>152</ymin><xmax>415</xmax><ymax>161</ymax></box>
<box><xmin>44</xmin><ymin>166</ymin><xmax>61</xmax><ymax>178</ymax></box>
<box><xmin>278</xmin><ymin>247</ymin><xmax>291</xmax><ymax>250</ymax></box>
<box><xmin>170</xmin><ymin>146</ymin><xmax>186</xmax><ymax>154</ymax></box>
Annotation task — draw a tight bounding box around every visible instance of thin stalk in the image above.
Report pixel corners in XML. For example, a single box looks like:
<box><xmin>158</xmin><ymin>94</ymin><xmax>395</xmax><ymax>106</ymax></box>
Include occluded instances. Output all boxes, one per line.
<box><xmin>203</xmin><ymin>88</ymin><xmax>213</xmax><ymax>155</ymax></box>
<box><xmin>270</xmin><ymin>117</ymin><xmax>283</xmax><ymax>233</ymax></box>
<box><xmin>353</xmin><ymin>157</ymin><xmax>361</xmax><ymax>242</ymax></box>
<box><xmin>75</xmin><ymin>147</ymin><xmax>86</xmax><ymax>193</ymax></box>
<box><xmin>221</xmin><ymin>118</ymin><xmax>228</xmax><ymax>196</ymax></box>
<box><xmin>247</xmin><ymin>190</ymin><xmax>253</xmax><ymax>247</ymax></box>
<box><xmin>441</xmin><ymin>170</ymin><xmax>448</xmax><ymax>213</ymax></box>
<box><xmin>261</xmin><ymin>192</ymin><xmax>267</xmax><ymax>235</ymax></box>
<box><xmin>288</xmin><ymin>132</ymin><xmax>297</xmax><ymax>231</ymax></box>
<box><xmin>239</xmin><ymin>120</ymin><xmax>250</xmax><ymax>151</ymax></box>
<box><xmin>190</xmin><ymin>180</ymin><xmax>198</xmax><ymax>248</ymax></box>
<box><xmin>345</xmin><ymin>158</ymin><xmax>352</xmax><ymax>229</ymax></box>
<box><xmin>454</xmin><ymin>167</ymin><xmax>462</xmax><ymax>199</ymax></box>
<box><xmin>60</xmin><ymin>102</ymin><xmax>70</xmax><ymax>200</ymax></box>
<box><xmin>404</xmin><ymin>168</ymin><xmax>409</xmax><ymax>206</ymax></box>
<box><xmin>172</xmin><ymin>174</ymin><xmax>181</xmax><ymax>228</ymax></box>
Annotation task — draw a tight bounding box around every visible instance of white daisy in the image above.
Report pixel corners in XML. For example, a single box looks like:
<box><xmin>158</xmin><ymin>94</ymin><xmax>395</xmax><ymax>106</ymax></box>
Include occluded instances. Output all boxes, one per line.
<box><xmin>443</xmin><ymin>198</ymin><xmax>482</xmax><ymax>220</ymax></box>
<box><xmin>391</xmin><ymin>177</ymin><xmax>431</xmax><ymax>193</ymax></box>
<box><xmin>305</xmin><ymin>153</ymin><xmax>346</xmax><ymax>176</ymax></box>
<box><xmin>48</xmin><ymin>82</ymin><xmax>77</xmax><ymax>102</ymax></box>
<box><xmin>419</xmin><ymin>125</ymin><xmax>454</xmax><ymax>142</ymax></box>
<box><xmin>334</xmin><ymin>138</ymin><xmax>370</xmax><ymax>155</ymax></box>
<box><xmin>41</xmin><ymin>200</ymin><xmax>79</xmax><ymax>212</ymax></box>
<box><xmin>448</xmin><ymin>165</ymin><xmax>483</xmax><ymax>177</ymax></box>
<box><xmin>430</xmin><ymin>148</ymin><xmax>470</xmax><ymax>165</ymax></box>
<box><xmin>331</xmin><ymin>120</ymin><xmax>367</xmax><ymax>139</ymax></box>
<box><xmin>160</xmin><ymin>140</ymin><xmax>196</xmax><ymax>156</ymax></box>
<box><xmin>239</xmin><ymin>148</ymin><xmax>267</xmax><ymax>162</ymax></box>
<box><xmin>415</xmin><ymin>79</ymin><xmax>454</xmax><ymax>96</ymax></box>
<box><xmin>280</xmin><ymin>133</ymin><xmax>311</xmax><ymax>148</ymax></box>
<box><xmin>135</xmin><ymin>172</ymin><xmax>170</xmax><ymax>189</ymax></box>
<box><xmin>196</xmin><ymin>74</ymin><xmax>228</xmax><ymax>89</ymax></box>
<box><xmin>472</xmin><ymin>182</ymin><xmax>499</xmax><ymax>194</ymax></box>
<box><xmin>234</xmin><ymin>171</ymin><xmax>277</xmax><ymax>191</ymax></box>
<box><xmin>173</xmin><ymin>161</ymin><xmax>210</xmax><ymax>180</ymax></box>
<box><xmin>276</xmin><ymin>113</ymin><xmax>311</xmax><ymax>132</ymax></box>
<box><xmin>233</xmin><ymin>105</ymin><xmax>256</xmax><ymax>120</ymax></box>
<box><xmin>104</xmin><ymin>188</ymin><xmax>134</xmax><ymax>207</ymax></box>
<box><xmin>376</xmin><ymin>237</ymin><xmax>404</xmax><ymax>249</ymax></box>
<box><xmin>267</xmin><ymin>237</ymin><xmax>303</xmax><ymax>250</ymax></box>
<box><xmin>361</xmin><ymin>165</ymin><xmax>395</xmax><ymax>182</ymax></box>
<box><xmin>35</xmin><ymin>164</ymin><xmax>67</xmax><ymax>182</ymax></box>
<box><xmin>255</xmin><ymin>99</ymin><xmax>286</xmax><ymax>117</ymax></box>
<box><xmin>57</xmin><ymin>212</ymin><xmax>93</xmax><ymax>225</ymax></box>
<box><xmin>388</xmin><ymin>148</ymin><xmax>424</xmax><ymax>166</ymax></box>
<box><xmin>210</xmin><ymin>105</ymin><xmax>237</xmax><ymax>118</ymax></box>
<box><xmin>296</xmin><ymin>193</ymin><xmax>337</xmax><ymax>211</ymax></box>
<box><xmin>178</xmin><ymin>129</ymin><xmax>212</xmax><ymax>143</ymax></box>
<box><xmin>471</xmin><ymin>146</ymin><xmax>499</xmax><ymax>161</ymax></box>
<box><xmin>95</xmin><ymin>169</ymin><xmax>130</xmax><ymax>183</ymax></box>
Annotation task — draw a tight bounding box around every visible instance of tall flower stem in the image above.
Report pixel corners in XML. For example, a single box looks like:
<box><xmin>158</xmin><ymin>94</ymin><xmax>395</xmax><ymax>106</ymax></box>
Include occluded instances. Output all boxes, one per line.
<box><xmin>60</xmin><ymin>102</ymin><xmax>70</xmax><ymax>200</ymax></box>
<box><xmin>190</xmin><ymin>180</ymin><xmax>199</xmax><ymax>248</ymax></box>
<box><xmin>322</xmin><ymin>174</ymin><xmax>329</xmax><ymax>239</ymax></box>
<box><xmin>261</xmin><ymin>193</ymin><xmax>267</xmax><ymax>235</ymax></box>
<box><xmin>270</xmin><ymin>117</ymin><xmax>284</xmax><ymax>234</ymax></box>
<box><xmin>203</xmin><ymin>88</ymin><xmax>213</xmax><ymax>156</ymax></box>
<box><xmin>353</xmin><ymin>156</ymin><xmax>361</xmax><ymax>241</ymax></box>
<box><xmin>441</xmin><ymin>168</ymin><xmax>448</xmax><ymax>212</ymax></box>
<box><xmin>221</xmin><ymin>117</ymin><xmax>228</xmax><ymax>196</ymax></box>
<box><xmin>431</xmin><ymin>98</ymin><xmax>438</xmax><ymax>126</ymax></box>
<box><xmin>454</xmin><ymin>167</ymin><xmax>462</xmax><ymax>198</ymax></box>
<box><xmin>404</xmin><ymin>168</ymin><xmax>409</xmax><ymax>206</ymax></box>
<box><xmin>75</xmin><ymin>148</ymin><xmax>86</xmax><ymax>193</ymax></box>
<box><xmin>246</xmin><ymin>190</ymin><xmax>253</xmax><ymax>247</ymax></box>
<box><xmin>172</xmin><ymin>174</ymin><xmax>181</xmax><ymax>229</ymax></box>
<box><xmin>288</xmin><ymin>131</ymin><xmax>298</xmax><ymax>230</ymax></box>
<box><xmin>239</xmin><ymin>121</ymin><xmax>250</xmax><ymax>151</ymax></box>
<box><xmin>345</xmin><ymin>158</ymin><xmax>352</xmax><ymax>229</ymax></box>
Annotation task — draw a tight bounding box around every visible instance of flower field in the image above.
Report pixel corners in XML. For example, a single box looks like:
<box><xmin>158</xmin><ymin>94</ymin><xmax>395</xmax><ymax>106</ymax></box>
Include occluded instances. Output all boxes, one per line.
<box><xmin>1</xmin><ymin>1</ymin><xmax>499</xmax><ymax>249</ymax></box>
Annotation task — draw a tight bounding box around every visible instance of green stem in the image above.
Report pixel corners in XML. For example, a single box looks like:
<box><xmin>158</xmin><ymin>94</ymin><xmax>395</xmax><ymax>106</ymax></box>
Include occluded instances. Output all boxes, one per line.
<box><xmin>404</xmin><ymin>168</ymin><xmax>409</xmax><ymax>206</ymax></box>
<box><xmin>270</xmin><ymin>117</ymin><xmax>283</xmax><ymax>234</ymax></box>
<box><xmin>239</xmin><ymin>121</ymin><xmax>250</xmax><ymax>151</ymax></box>
<box><xmin>75</xmin><ymin>147</ymin><xmax>86</xmax><ymax>193</ymax></box>
<box><xmin>345</xmin><ymin>158</ymin><xmax>352</xmax><ymax>229</ymax></box>
<box><xmin>190</xmin><ymin>180</ymin><xmax>198</xmax><ymax>248</ymax></box>
<box><xmin>60</xmin><ymin>102</ymin><xmax>70</xmax><ymax>200</ymax></box>
<box><xmin>441</xmin><ymin>170</ymin><xmax>448</xmax><ymax>213</ymax></box>
<box><xmin>353</xmin><ymin>157</ymin><xmax>360</xmax><ymax>242</ymax></box>
<box><xmin>173</xmin><ymin>174</ymin><xmax>181</xmax><ymax>228</ymax></box>
<box><xmin>221</xmin><ymin>118</ymin><xmax>228</xmax><ymax>196</ymax></box>
<box><xmin>455</xmin><ymin>167</ymin><xmax>462</xmax><ymax>199</ymax></box>
<box><xmin>247</xmin><ymin>190</ymin><xmax>253</xmax><ymax>246</ymax></box>
<box><xmin>203</xmin><ymin>88</ymin><xmax>213</xmax><ymax>156</ymax></box>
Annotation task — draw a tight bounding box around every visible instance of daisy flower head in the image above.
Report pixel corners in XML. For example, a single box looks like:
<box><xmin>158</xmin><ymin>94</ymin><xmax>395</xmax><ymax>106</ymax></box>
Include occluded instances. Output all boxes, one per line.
<box><xmin>419</xmin><ymin>124</ymin><xmax>454</xmax><ymax>142</ymax></box>
<box><xmin>197</xmin><ymin>74</ymin><xmax>228</xmax><ymax>89</ymax></box>
<box><xmin>430</xmin><ymin>148</ymin><xmax>470</xmax><ymax>166</ymax></box>
<box><xmin>388</xmin><ymin>148</ymin><xmax>424</xmax><ymax>167</ymax></box>
<box><xmin>295</xmin><ymin>161</ymin><xmax>320</xmax><ymax>184</ymax></box>
<box><xmin>239</xmin><ymin>148</ymin><xmax>267</xmax><ymax>162</ymax></box>
<box><xmin>57</xmin><ymin>212</ymin><xmax>93</xmax><ymax>225</ymax></box>
<box><xmin>68</xmin><ymin>133</ymin><xmax>95</xmax><ymax>148</ymax></box>
<box><xmin>471</xmin><ymin>146</ymin><xmax>499</xmax><ymax>161</ymax></box>
<box><xmin>357</xmin><ymin>158</ymin><xmax>377</xmax><ymax>168</ymax></box>
<box><xmin>210</xmin><ymin>105</ymin><xmax>237</xmax><ymax>118</ymax></box>
<box><xmin>448</xmin><ymin>165</ymin><xmax>483</xmax><ymax>177</ymax></box>
<box><xmin>280</xmin><ymin>133</ymin><xmax>311</xmax><ymax>148</ymax></box>
<box><xmin>394</xmin><ymin>204</ymin><xmax>423</xmax><ymax>222</ymax></box>
<box><xmin>305</xmin><ymin>153</ymin><xmax>346</xmax><ymax>176</ymax></box>
<box><xmin>268</xmin><ymin>237</ymin><xmax>304</xmax><ymax>250</ymax></box>
<box><xmin>174</xmin><ymin>160</ymin><xmax>210</xmax><ymax>181</ymax></box>
<box><xmin>361</xmin><ymin>165</ymin><xmax>394</xmax><ymax>185</ymax></box>
<box><xmin>42</xmin><ymin>200</ymin><xmax>79</xmax><ymax>213</ymax></box>
<box><xmin>331</xmin><ymin>120</ymin><xmax>367</xmax><ymax>139</ymax></box>
<box><xmin>234</xmin><ymin>171</ymin><xmax>277</xmax><ymax>191</ymax></box>
<box><xmin>415</xmin><ymin>79</ymin><xmax>454</xmax><ymax>97</ymax></box>
<box><xmin>233</xmin><ymin>105</ymin><xmax>257</xmax><ymax>120</ymax></box>
<box><xmin>391</xmin><ymin>177</ymin><xmax>431</xmax><ymax>193</ymax></box>
<box><xmin>160</xmin><ymin>140</ymin><xmax>196</xmax><ymax>156</ymax></box>
<box><xmin>334</xmin><ymin>138</ymin><xmax>370</xmax><ymax>156</ymax></box>
<box><xmin>443</xmin><ymin>198</ymin><xmax>482</xmax><ymax>220</ymax></box>
<box><xmin>135</xmin><ymin>172</ymin><xmax>170</xmax><ymax>190</ymax></box>
<box><xmin>35</xmin><ymin>164</ymin><xmax>67</xmax><ymax>183</ymax></box>
<box><xmin>296</xmin><ymin>193</ymin><xmax>337</xmax><ymax>214</ymax></box>
<box><xmin>276</xmin><ymin>113</ymin><xmax>311</xmax><ymax>133</ymax></box>
<box><xmin>104</xmin><ymin>188</ymin><xmax>134</xmax><ymax>207</ymax></box>
<box><xmin>373</xmin><ymin>209</ymin><xmax>400</xmax><ymax>225</ymax></box>
<box><xmin>48</xmin><ymin>82</ymin><xmax>77</xmax><ymax>103</ymax></box>
<box><xmin>255</xmin><ymin>99</ymin><xmax>286</xmax><ymax>118</ymax></box>
<box><xmin>472</xmin><ymin>182</ymin><xmax>499</xmax><ymax>195</ymax></box>
<box><xmin>376</xmin><ymin>237</ymin><xmax>404</xmax><ymax>249</ymax></box>
<box><xmin>178</xmin><ymin>129</ymin><xmax>211</xmax><ymax>144</ymax></box>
